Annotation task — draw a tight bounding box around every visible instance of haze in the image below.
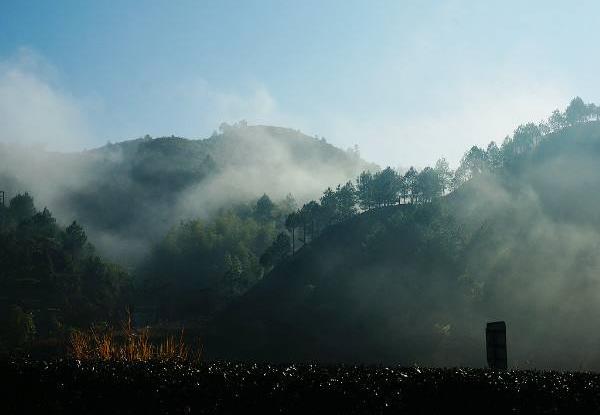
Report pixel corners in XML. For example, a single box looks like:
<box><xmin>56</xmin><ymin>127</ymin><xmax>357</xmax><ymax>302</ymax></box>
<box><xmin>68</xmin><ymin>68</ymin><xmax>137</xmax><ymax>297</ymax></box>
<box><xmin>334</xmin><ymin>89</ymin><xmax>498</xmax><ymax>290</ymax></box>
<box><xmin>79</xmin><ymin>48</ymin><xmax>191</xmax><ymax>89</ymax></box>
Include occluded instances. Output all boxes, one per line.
<box><xmin>5</xmin><ymin>0</ymin><xmax>600</xmax><ymax>378</ymax></box>
<box><xmin>1</xmin><ymin>1</ymin><xmax>598</xmax><ymax>166</ymax></box>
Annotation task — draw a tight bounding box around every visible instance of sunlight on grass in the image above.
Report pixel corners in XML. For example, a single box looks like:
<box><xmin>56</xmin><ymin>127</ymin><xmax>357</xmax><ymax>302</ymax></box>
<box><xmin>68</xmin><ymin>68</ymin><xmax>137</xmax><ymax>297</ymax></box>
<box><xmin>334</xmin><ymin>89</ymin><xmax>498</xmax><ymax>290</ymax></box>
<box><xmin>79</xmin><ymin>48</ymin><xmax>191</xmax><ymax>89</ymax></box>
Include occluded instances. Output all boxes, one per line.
<box><xmin>69</xmin><ymin>311</ymin><xmax>201</xmax><ymax>362</ymax></box>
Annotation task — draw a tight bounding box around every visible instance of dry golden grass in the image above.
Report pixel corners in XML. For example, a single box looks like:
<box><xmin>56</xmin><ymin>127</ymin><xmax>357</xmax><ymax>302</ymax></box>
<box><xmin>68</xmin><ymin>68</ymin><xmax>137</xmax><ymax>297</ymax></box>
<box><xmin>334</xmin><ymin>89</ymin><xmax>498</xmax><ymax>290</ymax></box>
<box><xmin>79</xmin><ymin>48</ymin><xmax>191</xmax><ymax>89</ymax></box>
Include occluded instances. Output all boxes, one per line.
<box><xmin>69</xmin><ymin>311</ymin><xmax>201</xmax><ymax>363</ymax></box>
<box><xmin>70</xmin><ymin>330</ymin><xmax>91</xmax><ymax>361</ymax></box>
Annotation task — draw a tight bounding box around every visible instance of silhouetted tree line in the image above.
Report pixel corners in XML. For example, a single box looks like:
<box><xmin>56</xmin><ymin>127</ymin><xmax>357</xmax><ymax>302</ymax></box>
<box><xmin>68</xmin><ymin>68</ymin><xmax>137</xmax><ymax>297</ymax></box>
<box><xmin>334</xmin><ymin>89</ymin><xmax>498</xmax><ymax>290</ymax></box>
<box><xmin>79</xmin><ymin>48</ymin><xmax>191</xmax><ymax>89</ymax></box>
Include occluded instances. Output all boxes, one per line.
<box><xmin>4</xmin><ymin>96</ymin><xmax>596</xmax><ymax>337</ymax></box>
<box><xmin>270</xmin><ymin>97</ymin><xmax>598</xmax><ymax>262</ymax></box>
<box><xmin>277</xmin><ymin>164</ymin><xmax>448</xmax><ymax>259</ymax></box>
<box><xmin>455</xmin><ymin>97</ymin><xmax>599</xmax><ymax>185</ymax></box>
<box><xmin>0</xmin><ymin>193</ymin><xmax>131</xmax><ymax>352</ymax></box>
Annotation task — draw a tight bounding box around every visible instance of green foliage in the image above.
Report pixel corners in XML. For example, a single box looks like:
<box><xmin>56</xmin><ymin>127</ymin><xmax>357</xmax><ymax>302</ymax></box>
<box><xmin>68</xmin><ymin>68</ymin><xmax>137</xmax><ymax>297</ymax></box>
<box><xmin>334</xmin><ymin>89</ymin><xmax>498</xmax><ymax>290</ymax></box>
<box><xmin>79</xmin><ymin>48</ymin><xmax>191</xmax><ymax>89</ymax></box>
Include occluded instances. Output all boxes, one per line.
<box><xmin>457</xmin><ymin>146</ymin><xmax>488</xmax><ymax>183</ymax></box>
<box><xmin>565</xmin><ymin>96</ymin><xmax>588</xmax><ymax>125</ymax></box>
<box><xmin>0</xmin><ymin>193</ymin><xmax>131</xmax><ymax>347</ymax></box>
<box><xmin>548</xmin><ymin>109</ymin><xmax>567</xmax><ymax>131</ymax></box>
<box><xmin>285</xmin><ymin>211</ymin><xmax>300</xmax><ymax>253</ymax></box>
<box><xmin>356</xmin><ymin>171</ymin><xmax>374</xmax><ymax>210</ymax></box>
<box><xmin>434</xmin><ymin>158</ymin><xmax>452</xmax><ymax>194</ymax></box>
<box><xmin>255</xmin><ymin>194</ymin><xmax>275</xmax><ymax>222</ymax></box>
<box><xmin>484</xmin><ymin>143</ymin><xmax>502</xmax><ymax>171</ymax></box>
<box><xmin>372</xmin><ymin>167</ymin><xmax>400</xmax><ymax>207</ymax></box>
<box><xmin>8</xmin><ymin>192</ymin><xmax>36</xmax><ymax>225</ymax></box>
<box><xmin>416</xmin><ymin>167</ymin><xmax>443</xmax><ymax>202</ymax></box>
<box><xmin>402</xmin><ymin>167</ymin><xmax>418</xmax><ymax>203</ymax></box>
<box><xmin>139</xmin><ymin>196</ymin><xmax>294</xmax><ymax>319</ymax></box>
<box><xmin>319</xmin><ymin>187</ymin><xmax>337</xmax><ymax>225</ymax></box>
<box><xmin>335</xmin><ymin>182</ymin><xmax>358</xmax><ymax>220</ymax></box>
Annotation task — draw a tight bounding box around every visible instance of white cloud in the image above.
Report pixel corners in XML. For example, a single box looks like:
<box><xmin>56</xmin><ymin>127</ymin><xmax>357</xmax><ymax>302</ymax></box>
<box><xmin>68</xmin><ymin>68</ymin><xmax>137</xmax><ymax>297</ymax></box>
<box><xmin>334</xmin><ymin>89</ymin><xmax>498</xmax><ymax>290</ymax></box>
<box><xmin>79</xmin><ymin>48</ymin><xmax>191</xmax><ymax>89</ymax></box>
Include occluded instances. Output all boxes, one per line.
<box><xmin>138</xmin><ymin>77</ymin><xmax>310</xmax><ymax>140</ymax></box>
<box><xmin>0</xmin><ymin>48</ymin><xmax>95</xmax><ymax>151</ymax></box>
<box><xmin>0</xmin><ymin>46</ymin><xmax>577</xmax><ymax>172</ymax></box>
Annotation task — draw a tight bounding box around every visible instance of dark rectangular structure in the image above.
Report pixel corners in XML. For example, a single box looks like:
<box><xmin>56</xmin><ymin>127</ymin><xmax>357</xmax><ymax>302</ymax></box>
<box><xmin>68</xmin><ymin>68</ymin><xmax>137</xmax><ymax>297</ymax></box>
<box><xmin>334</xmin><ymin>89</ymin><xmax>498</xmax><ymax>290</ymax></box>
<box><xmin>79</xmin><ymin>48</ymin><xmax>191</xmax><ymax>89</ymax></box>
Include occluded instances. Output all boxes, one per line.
<box><xmin>486</xmin><ymin>321</ymin><xmax>507</xmax><ymax>369</ymax></box>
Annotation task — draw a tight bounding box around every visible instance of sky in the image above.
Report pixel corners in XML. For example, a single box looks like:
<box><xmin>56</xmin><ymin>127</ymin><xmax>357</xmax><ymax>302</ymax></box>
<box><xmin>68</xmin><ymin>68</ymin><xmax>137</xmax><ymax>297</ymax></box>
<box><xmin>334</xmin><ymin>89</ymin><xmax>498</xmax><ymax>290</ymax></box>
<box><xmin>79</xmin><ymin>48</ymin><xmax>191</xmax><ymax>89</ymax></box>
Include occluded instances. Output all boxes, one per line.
<box><xmin>0</xmin><ymin>0</ymin><xmax>599</xmax><ymax>167</ymax></box>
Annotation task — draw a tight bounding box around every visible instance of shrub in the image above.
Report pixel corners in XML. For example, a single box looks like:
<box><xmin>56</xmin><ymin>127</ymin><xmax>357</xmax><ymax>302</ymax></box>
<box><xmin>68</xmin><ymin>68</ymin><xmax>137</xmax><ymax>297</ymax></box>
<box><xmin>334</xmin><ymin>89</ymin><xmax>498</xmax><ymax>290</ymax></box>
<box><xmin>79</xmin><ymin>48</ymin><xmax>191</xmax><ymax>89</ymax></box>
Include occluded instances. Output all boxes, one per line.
<box><xmin>1</xmin><ymin>305</ymin><xmax>36</xmax><ymax>348</ymax></box>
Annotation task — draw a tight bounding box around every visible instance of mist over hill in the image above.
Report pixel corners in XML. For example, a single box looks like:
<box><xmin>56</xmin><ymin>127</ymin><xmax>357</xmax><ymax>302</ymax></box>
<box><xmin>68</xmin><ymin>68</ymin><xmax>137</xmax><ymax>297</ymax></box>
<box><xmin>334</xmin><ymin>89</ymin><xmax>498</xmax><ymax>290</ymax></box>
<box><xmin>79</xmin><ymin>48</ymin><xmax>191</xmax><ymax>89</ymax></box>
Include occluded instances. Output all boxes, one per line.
<box><xmin>5</xmin><ymin>96</ymin><xmax>600</xmax><ymax>371</ymax></box>
<box><xmin>0</xmin><ymin>122</ymin><xmax>376</xmax><ymax>263</ymax></box>
<box><xmin>208</xmin><ymin>116</ymin><xmax>600</xmax><ymax>370</ymax></box>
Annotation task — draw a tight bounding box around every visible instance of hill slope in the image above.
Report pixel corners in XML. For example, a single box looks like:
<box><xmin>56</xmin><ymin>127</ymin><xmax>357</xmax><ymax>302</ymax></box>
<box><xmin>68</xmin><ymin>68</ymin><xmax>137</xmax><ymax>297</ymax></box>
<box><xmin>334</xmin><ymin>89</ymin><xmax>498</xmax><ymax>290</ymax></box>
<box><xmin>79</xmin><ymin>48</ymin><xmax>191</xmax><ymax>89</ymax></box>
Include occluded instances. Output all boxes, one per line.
<box><xmin>0</xmin><ymin>124</ymin><xmax>375</xmax><ymax>263</ymax></box>
<box><xmin>208</xmin><ymin>122</ymin><xmax>600</xmax><ymax>369</ymax></box>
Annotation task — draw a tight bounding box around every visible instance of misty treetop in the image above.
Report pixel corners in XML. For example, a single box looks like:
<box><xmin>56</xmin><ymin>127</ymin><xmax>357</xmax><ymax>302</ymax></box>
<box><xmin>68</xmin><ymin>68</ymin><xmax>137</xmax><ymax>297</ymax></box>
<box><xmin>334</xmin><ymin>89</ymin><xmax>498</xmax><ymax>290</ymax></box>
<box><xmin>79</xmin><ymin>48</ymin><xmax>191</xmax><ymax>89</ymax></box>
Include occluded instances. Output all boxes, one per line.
<box><xmin>278</xmin><ymin>96</ymin><xmax>600</xmax><ymax>257</ymax></box>
<box><xmin>0</xmin><ymin>123</ymin><xmax>375</xmax><ymax>266</ymax></box>
<box><xmin>138</xmin><ymin>194</ymin><xmax>297</xmax><ymax>320</ymax></box>
<box><xmin>249</xmin><ymin>97</ymin><xmax>600</xmax><ymax>318</ymax></box>
<box><xmin>210</xmin><ymin>98</ymin><xmax>600</xmax><ymax>367</ymax></box>
<box><xmin>455</xmin><ymin>97</ymin><xmax>600</xmax><ymax>182</ymax></box>
<box><xmin>277</xmin><ymin>165</ymin><xmax>447</xmax><ymax>259</ymax></box>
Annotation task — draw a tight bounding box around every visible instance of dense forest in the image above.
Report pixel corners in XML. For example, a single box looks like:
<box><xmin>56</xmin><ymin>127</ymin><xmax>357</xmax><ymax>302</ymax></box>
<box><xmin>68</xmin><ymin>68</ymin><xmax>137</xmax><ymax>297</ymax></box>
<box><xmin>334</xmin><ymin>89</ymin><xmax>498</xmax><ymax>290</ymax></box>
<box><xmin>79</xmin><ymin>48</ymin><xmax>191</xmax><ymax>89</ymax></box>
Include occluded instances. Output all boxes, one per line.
<box><xmin>0</xmin><ymin>193</ymin><xmax>130</xmax><ymax>353</ymax></box>
<box><xmin>0</xmin><ymin>123</ymin><xmax>375</xmax><ymax>264</ymax></box>
<box><xmin>138</xmin><ymin>194</ymin><xmax>297</xmax><ymax>320</ymax></box>
<box><xmin>3</xmin><ymin>97</ymin><xmax>600</xmax><ymax>369</ymax></box>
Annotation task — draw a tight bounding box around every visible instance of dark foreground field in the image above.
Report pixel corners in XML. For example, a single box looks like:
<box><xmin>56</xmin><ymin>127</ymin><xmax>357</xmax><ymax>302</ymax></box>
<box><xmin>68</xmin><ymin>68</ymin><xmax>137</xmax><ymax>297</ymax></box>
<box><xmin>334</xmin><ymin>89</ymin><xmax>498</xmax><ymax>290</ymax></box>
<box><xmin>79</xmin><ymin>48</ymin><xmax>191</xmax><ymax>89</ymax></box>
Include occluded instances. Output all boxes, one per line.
<box><xmin>3</xmin><ymin>359</ymin><xmax>600</xmax><ymax>414</ymax></box>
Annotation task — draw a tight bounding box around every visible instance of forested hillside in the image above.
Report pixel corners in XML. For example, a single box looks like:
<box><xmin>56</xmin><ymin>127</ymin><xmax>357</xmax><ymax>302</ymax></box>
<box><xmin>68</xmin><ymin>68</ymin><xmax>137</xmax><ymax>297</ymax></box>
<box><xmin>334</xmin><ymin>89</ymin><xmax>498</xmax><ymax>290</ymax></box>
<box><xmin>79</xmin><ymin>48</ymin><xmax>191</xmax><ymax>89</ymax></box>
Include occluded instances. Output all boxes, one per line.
<box><xmin>0</xmin><ymin>123</ymin><xmax>375</xmax><ymax>264</ymax></box>
<box><xmin>4</xmin><ymin>97</ymin><xmax>600</xmax><ymax>369</ymax></box>
<box><xmin>208</xmin><ymin>98</ymin><xmax>600</xmax><ymax>369</ymax></box>
<box><xmin>138</xmin><ymin>194</ymin><xmax>297</xmax><ymax>319</ymax></box>
<box><xmin>0</xmin><ymin>193</ymin><xmax>131</xmax><ymax>353</ymax></box>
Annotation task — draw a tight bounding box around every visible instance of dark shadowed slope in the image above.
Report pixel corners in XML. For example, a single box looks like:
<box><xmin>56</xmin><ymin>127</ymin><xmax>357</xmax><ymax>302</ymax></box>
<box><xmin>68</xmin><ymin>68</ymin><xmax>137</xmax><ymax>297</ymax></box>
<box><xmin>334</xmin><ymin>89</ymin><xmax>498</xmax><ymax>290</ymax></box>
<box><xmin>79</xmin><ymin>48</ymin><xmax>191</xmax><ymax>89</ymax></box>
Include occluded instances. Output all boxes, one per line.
<box><xmin>208</xmin><ymin>122</ymin><xmax>600</xmax><ymax>370</ymax></box>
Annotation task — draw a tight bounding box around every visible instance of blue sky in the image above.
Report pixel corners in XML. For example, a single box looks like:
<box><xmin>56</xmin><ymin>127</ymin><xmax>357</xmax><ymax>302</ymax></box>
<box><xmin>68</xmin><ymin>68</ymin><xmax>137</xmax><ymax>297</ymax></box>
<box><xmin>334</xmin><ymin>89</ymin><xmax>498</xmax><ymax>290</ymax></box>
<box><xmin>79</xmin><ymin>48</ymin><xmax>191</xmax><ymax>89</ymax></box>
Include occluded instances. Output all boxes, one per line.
<box><xmin>0</xmin><ymin>1</ymin><xmax>598</xmax><ymax>166</ymax></box>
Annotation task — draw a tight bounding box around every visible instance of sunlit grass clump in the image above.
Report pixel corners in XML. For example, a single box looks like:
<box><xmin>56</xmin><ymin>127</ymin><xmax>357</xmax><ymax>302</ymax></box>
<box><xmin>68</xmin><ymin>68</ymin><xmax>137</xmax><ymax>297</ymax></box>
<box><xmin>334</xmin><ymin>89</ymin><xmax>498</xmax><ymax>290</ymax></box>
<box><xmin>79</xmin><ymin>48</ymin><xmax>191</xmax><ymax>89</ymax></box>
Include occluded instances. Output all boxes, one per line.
<box><xmin>69</xmin><ymin>313</ymin><xmax>201</xmax><ymax>362</ymax></box>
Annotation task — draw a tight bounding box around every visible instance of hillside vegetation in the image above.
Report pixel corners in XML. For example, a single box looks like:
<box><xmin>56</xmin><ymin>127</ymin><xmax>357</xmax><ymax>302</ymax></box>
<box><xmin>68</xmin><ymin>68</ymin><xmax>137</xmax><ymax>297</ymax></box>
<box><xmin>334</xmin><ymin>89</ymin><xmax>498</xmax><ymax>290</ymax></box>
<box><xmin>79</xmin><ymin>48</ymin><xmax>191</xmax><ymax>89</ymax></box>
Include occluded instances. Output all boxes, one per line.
<box><xmin>4</xmin><ymin>97</ymin><xmax>600</xmax><ymax>369</ymax></box>
<box><xmin>0</xmin><ymin>123</ymin><xmax>375</xmax><ymax>263</ymax></box>
<box><xmin>209</xmin><ymin>98</ymin><xmax>600</xmax><ymax>369</ymax></box>
<box><xmin>0</xmin><ymin>193</ymin><xmax>131</xmax><ymax>353</ymax></box>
